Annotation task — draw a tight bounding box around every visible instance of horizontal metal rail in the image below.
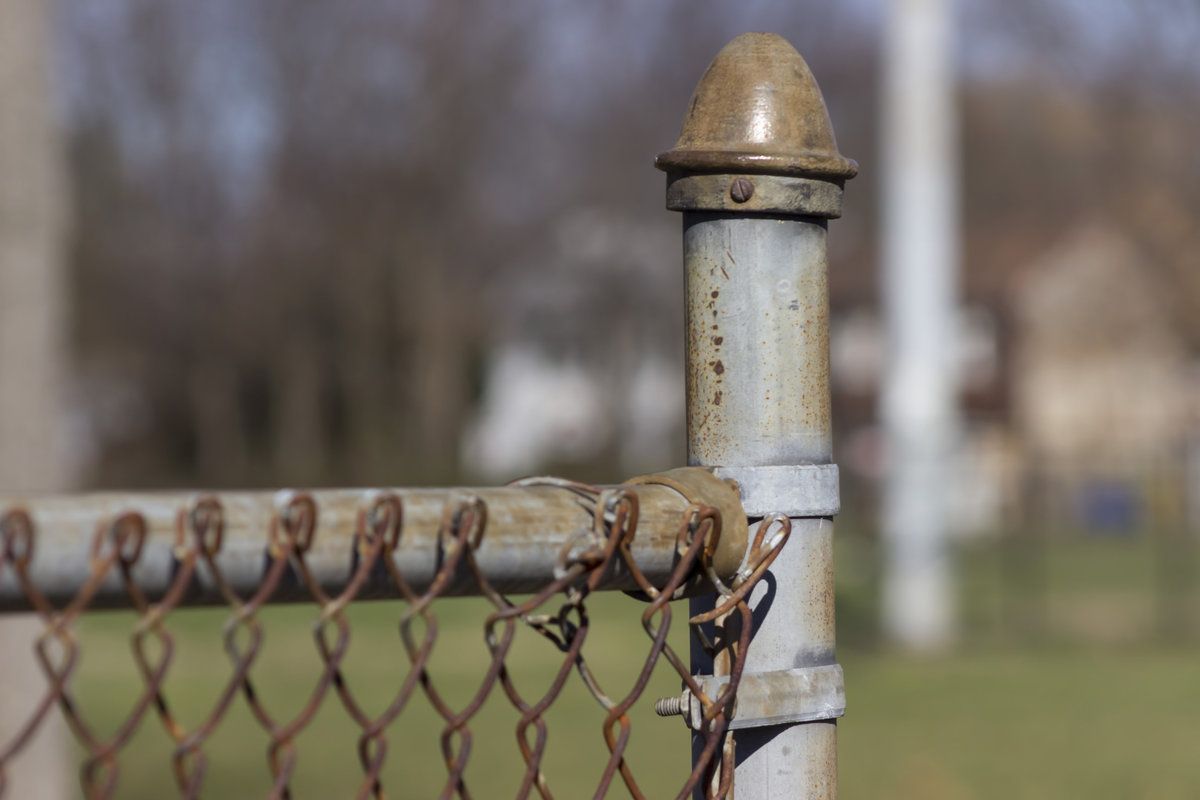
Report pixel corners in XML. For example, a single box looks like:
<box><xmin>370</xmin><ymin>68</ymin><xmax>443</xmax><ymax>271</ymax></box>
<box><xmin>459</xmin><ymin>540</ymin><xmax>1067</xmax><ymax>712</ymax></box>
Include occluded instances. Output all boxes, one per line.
<box><xmin>0</xmin><ymin>468</ymin><xmax>748</xmax><ymax>612</ymax></box>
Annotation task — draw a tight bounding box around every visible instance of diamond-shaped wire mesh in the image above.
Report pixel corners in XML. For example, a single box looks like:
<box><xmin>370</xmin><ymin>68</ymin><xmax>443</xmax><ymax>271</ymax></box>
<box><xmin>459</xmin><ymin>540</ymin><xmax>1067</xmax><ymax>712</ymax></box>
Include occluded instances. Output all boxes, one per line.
<box><xmin>0</xmin><ymin>478</ymin><xmax>789</xmax><ymax>799</ymax></box>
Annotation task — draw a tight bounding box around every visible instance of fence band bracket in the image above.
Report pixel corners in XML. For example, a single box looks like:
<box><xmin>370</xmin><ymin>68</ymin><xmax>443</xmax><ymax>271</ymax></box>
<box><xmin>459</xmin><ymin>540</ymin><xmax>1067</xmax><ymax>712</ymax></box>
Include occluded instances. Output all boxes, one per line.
<box><xmin>664</xmin><ymin>173</ymin><xmax>844</xmax><ymax>218</ymax></box>
<box><xmin>712</xmin><ymin>464</ymin><xmax>840</xmax><ymax>518</ymax></box>
<box><xmin>678</xmin><ymin>664</ymin><xmax>845</xmax><ymax>731</ymax></box>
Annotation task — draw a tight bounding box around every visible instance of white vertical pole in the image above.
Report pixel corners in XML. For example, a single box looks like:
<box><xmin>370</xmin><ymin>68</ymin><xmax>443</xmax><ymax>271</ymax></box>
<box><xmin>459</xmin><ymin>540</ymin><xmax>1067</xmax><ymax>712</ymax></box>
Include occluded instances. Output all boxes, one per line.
<box><xmin>879</xmin><ymin>0</ymin><xmax>962</xmax><ymax>649</ymax></box>
<box><xmin>0</xmin><ymin>0</ymin><xmax>74</xmax><ymax>797</ymax></box>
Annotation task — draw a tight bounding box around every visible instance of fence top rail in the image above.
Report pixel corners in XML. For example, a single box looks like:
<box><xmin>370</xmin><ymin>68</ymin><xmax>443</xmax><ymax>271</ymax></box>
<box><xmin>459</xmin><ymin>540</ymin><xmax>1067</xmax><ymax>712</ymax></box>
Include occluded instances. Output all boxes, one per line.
<box><xmin>0</xmin><ymin>468</ymin><xmax>748</xmax><ymax>611</ymax></box>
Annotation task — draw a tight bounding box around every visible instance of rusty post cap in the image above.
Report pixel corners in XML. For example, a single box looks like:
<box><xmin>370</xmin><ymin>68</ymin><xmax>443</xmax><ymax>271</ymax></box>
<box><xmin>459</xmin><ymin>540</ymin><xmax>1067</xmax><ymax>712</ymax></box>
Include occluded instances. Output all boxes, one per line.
<box><xmin>655</xmin><ymin>32</ymin><xmax>857</xmax><ymax>182</ymax></box>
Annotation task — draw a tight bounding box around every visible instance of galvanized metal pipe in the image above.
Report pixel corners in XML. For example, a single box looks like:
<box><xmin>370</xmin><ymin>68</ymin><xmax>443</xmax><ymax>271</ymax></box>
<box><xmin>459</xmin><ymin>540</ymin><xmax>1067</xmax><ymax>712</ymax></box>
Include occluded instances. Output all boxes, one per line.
<box><xmin>685</xmin><ymin>215</ymin><xmax>839</xmax><ymax>795</ymax></box>
<box><xmin>0</xmin><ymin>468</ymin><xmax>747</xmax><ymax>611</ymax></box>
<box><xmin>658</xmin><ymin>33</ymin><xmax>856</xmax><ymax>799</ymax></box>
<box><xmin>682</xmin><ymin>215</ymin><xmax>832</xmax><ymax>466</ymax></box>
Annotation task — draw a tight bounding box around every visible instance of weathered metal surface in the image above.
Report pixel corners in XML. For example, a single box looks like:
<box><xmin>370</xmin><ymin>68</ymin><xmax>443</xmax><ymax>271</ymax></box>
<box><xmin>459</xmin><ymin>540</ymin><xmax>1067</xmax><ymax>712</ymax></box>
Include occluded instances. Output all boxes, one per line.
<box><xmin>0</xmin><ymin>467</ymin><xmax>747</xmax><ymax>611</ymax></box>
<box><xmin>655</xmin><ymin>33</ymin><xmax>857</xmax><ymax>181</ymax></box>
<box><xmin>714</xmin><ymin>464</ymin><xmax>840</xmax><ymax>518</ymax></box>
<box><xmin>683</xmin><ymin>214</ymin><xmax>832</xmax><ymax>467</ymax></box>
<box><xmin>681</xmin><ymin>211</ymin><xmax>840</xmax><ymax>800</ymax></box>
<box><xmin>719</xmin><ymin>517</ymin><xmax>838</xmax><ymax>798</ymax></box>
<box><xmin>661</xmin><ymin>31</ymin><xmax>854</xmax><ymax>800</ymax></box>
<box><xmin>666</xmin><ymin>173</ymin><xmax>843</xmax><ymax>218</ymax></box>
<box><xmin>628</xmin><ymin>466</ymin><xmax>748</xmax><ymax>580</ymax></box>
<box><xmin>670</xmin><ymin>664</ymin><xmax>844</xmax><ymax>731</ymax></box>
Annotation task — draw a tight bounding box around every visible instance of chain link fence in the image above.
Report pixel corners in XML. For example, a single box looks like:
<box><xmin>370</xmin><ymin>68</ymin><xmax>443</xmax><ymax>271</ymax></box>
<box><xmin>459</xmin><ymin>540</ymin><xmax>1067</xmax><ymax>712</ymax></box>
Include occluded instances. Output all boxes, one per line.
<box><xmin>0</xmin><ymin>473</ymin><xmax>788</xmax><ymax>798</ymax></box>
<box><xmin>0</xmin><ymin>29</ymin><xmax>854</xmax><ymax>800</ymax></box>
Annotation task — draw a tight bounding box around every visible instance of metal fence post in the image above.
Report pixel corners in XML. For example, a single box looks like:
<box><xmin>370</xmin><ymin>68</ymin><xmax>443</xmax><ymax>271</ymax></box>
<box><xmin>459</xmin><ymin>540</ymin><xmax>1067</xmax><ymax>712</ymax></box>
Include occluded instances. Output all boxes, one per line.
<box><xmin>657</xmin><ymin>33</ymin><xmax>856</xmax><ymax>798</ymax></box>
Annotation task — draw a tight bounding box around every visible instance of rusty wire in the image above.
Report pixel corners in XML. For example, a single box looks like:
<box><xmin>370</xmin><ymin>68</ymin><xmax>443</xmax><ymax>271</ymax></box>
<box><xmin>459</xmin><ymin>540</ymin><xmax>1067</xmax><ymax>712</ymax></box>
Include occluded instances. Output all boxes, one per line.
<box><xmin>0</xmin><ymin>480</ymin><xmax>789</xmax><ymax>799</ymax></box>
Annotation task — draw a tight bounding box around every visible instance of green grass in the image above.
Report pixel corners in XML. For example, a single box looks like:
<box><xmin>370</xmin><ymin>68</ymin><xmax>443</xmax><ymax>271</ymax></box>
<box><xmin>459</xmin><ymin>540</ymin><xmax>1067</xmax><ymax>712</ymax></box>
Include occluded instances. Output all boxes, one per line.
<box><xmin>836</xmin><ymin>529</ymin><xmax>1200</xmax><ymax>647</ymax></box>
<box><xmin>64</xmin><ymin>594</ymin><xmax>697</xmax><ymax>799</ymax></box>
<box><xmin>833</xmin><ymin>530</ymin><xmax>1200</xmax><ymax>799</ymax></box>
<box><xmin>840</xmin><ymin>648</ymin><xmax>1200</xmax><ymax>800</ymax></box>
<box><xmin>51</xmin><ymin>608</ymin><xmax>1200</xmax><ymax>799</ymax></box>
<box><xmin>13</xmin><ymin>532</ymin><xmax>1200</xmax><ymax>798</ymax></box>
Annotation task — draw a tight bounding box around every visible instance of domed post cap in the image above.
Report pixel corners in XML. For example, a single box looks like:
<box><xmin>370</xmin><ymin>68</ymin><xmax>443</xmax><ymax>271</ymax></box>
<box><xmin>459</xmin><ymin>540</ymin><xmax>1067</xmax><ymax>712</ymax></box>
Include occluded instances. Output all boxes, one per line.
<box><xmin>656</xmin><ymin>33</ymin><xmax>857</xmax><ymax>181</ymax></box>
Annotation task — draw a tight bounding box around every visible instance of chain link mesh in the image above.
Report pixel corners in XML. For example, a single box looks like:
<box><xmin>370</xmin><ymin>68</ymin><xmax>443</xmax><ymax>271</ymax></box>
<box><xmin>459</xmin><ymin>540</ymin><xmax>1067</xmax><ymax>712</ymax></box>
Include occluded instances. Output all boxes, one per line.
<box><xmin>0</xmin><ymin>479</ymin><xmax>790</xmax><ymax>799</ymax></box>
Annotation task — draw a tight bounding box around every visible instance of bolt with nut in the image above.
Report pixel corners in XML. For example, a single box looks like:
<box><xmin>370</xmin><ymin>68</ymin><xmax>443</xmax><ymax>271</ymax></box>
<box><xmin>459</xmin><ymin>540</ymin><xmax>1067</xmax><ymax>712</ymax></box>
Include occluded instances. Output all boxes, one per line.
<box><xmin>654</xmin><ymin>688</ymin><xmax>693</xmax><ymax>727</ymax></box>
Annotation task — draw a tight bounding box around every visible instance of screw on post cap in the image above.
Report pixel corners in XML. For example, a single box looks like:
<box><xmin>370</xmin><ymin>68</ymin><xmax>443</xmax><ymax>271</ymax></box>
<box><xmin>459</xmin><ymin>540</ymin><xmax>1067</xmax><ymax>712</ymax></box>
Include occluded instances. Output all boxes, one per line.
<box><xmin>655</xmin><ymin>32</ymin><xmax>857</xmax><ymax>182</ymax></box>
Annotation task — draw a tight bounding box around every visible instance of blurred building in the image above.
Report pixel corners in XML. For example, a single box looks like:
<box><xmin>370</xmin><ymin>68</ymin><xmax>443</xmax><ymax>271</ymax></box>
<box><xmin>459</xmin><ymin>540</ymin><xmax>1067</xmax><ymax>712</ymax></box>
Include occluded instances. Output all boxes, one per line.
<box><xmin>834</xmin><ymin>220</ymin><xmax>1200</xmax><ymax>539</ymax></box>
<box><xmin>463</xmin><ymin>207</ymin><xmax>683</xmax><ymax>480</ymax></box>
<box><xmin>1012</xmin><ymin>224</ymin><xmax>1197</xmax><ymax>470</ymax></box>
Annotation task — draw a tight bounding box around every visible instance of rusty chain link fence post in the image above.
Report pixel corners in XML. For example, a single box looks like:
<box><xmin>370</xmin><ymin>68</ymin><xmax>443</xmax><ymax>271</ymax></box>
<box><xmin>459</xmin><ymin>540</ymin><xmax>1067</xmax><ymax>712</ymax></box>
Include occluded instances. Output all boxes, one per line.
<box><xmin>0</xmin><ymin>31</ymin><xmax>851</xmax><ymax>800</ymax></box>
<box><xmin>657</xmin><ymin>33</ymin><xmax>855</xmax><ymax>798</ymax></box>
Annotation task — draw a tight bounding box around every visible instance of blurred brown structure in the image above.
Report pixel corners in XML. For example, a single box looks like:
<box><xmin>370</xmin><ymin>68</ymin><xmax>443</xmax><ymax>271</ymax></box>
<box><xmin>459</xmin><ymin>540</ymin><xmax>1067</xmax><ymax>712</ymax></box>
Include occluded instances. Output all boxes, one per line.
<box><xmin>1013</xmin><ymin>225</ymin><xmax>1197</xmax><ymax>470</ymax></box>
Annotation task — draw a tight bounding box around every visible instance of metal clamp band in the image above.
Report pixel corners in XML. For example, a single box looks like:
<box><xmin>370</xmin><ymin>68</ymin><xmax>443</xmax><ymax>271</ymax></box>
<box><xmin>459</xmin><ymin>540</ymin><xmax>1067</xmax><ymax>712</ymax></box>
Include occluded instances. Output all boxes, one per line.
<box><xmin>713</xmin><ymin>464</ymin><xmax>840</xmax><ymax>518</ymax></box>
<box><xmin>667</xmin><ymin>664</ymin><xmax>846</xmax><ymax>731</ymax></box>
<box><xmin>665</xmin><ymin>173</ymin><xmax>844</xmax><ymax>218</ymax></box>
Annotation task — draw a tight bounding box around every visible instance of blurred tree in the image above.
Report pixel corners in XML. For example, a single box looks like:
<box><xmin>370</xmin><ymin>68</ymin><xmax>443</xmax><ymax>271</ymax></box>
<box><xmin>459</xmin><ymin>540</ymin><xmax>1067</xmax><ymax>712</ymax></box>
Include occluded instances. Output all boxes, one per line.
<box><xmin>52</xmin><ymin>0</ymin><xmax>1200</xmax><ymax>492</ymax></box>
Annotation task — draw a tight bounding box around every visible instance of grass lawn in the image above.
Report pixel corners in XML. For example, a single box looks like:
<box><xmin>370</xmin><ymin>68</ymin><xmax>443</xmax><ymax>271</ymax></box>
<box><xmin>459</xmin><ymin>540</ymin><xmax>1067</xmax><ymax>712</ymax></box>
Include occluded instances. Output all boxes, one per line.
<box><xmin>65</xmin><ymin>595</ymin><xmax>698</xmax><ymax>799</ymax></box>
<box><xmin>840</xmin><ymin>648</ymin><xmax>1200</xmax><ymax>800</ymax></box>
<box><xmin>43</xmin><ymin>598</ymin><xmax>1200</xmax><ymax>799</ymax></box>
<box><xmin>11</xmin><ymin>528</ymin><xmax>1198</xmax><ymax>800</ymax></box>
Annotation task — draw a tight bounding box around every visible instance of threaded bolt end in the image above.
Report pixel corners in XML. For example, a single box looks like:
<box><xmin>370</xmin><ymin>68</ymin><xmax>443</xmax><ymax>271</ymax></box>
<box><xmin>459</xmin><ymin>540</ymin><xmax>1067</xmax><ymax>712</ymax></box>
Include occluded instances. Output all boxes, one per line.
<box><xmin>654</xmin><ymin>695</ymin><xmax>684</xmax><ymax>717</ymax></box>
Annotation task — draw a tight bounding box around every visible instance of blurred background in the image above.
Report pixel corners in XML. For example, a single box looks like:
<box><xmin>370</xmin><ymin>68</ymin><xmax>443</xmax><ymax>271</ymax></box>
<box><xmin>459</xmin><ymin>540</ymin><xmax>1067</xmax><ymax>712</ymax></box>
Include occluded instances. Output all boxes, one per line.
<box><xmin>2</xmin><ymin>0</ymin><xmax>1200</xmax><ymax>797</ymax></box>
